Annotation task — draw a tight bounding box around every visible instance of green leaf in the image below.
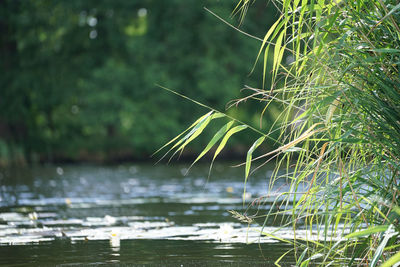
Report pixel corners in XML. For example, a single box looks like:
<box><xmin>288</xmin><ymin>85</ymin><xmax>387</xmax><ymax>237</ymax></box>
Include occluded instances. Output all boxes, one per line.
<box><xmin>393</xmin><ymin>206</ymin><xmax>400</xmax><ymax>216</ymax></box>
<box><xmin>153</xmin><ymin>111</ymin><xmax>213</xmax><ymax>156</ymax></box>
<box><xmin>187</xmin><ymin>121</ymin><xmax>234</xmax><ymax>170</ymax></box>
<box><xmin>274</xmin><ymin>249</ymin><xmax>293</xmax><ymax>267</ymax></box>
<box><xmin>245</xmin><ymin>136</ymin><xmax>265</xmax><ymax>179</ymax></box>
<box><xmin>213</xmin><ymin>125</ymin><xmax>248</xmax><ymax>161</ymax></box>
<box><xmin>261</xmin><ymin>231</ymin><xmax>294</xmax><ymax>245</ymax></box>
<box><xmin>371</xmin><ymin>48</ymin><xmax>400</xmax><ymax>53</ymax></box>
<box><xmin>173</xmin><ymin>112</ymin><xmax>225</xmax><ymax>160</ymax></box>
<box><xmin>176</xmin><ymin>116</ymin><xmax>213</xmax><ymax>153</ymax></box>
<box><xmin>251</xmin><ymin>15</ymin><xmax>283</xmax><ymax>74</ymax></box>
<box><xmin>244</xmin><ymin>136</ymin><xmax>265</xmax><ymax>202</ymax></box>
<box><xmin>345</xmin><ymin>225</ymin><xmax>389</xmax><ymax>238</ymax></box>
<box><xmin>154</xmin><ymin>111</ymin><xmax>214</xmax><ymax>163</ymax></box>
<box><xmin>272</xmin><ymin>30</ymin><xmax>285</xmax><ymax>80</ymax></box>
<box><xmin>300</xmin><ymin>253</ymin><xmax>324</xmax><ymax>267</ymax></box>
<box><xmin>380</xmin><ymin>3</ymin><xmax>400</xmax><ymax>22</ymax></box>
<box><xmin>381</xmin><ymin>251</ymin><xmax>400</xmax><ymax>267</ymax></box>
<box><xmin>296</xmin><ymin>248</ymin><xmax>308</xmax><ymax>266</ymax></box>
<box><xmin>262</xmin><ymin>44</ymin><xmax>271</xmax><ymax>89</ymax></box>
<box><xmin>170</xmin><ymin>111</ymin><xmax>214</xmax><ymax>152</ymax></box>
<box><xmin>293</xmin><ymin>0</ymin><xmax>301</xmax><ymax>10</ymax></box>
<box><xmin>283</xmin><ymin>0</ymin><xmax>291</xmax><ymax>16</ymax></box>
<box><xmin>371</xmin><ymin>225</ymin><xmax>395</xmax><ymax>267</ymax></box>
<box><xmin>207</xmin><ymin>125</ymin><xmax>247</xmax><ymax>177</ymax></box>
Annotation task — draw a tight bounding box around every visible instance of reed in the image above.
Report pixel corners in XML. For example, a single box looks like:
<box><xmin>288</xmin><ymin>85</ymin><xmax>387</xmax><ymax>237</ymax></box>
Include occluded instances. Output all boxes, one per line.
<box><xmin>158</xmin><ymin>0</ymin><xmax>399</xmax><ymax>265</ymax></box>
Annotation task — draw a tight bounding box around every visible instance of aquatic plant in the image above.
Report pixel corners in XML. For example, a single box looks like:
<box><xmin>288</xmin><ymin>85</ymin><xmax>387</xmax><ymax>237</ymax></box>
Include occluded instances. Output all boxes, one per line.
<box><xmin>158</xmin><ymin>0</ymin><xmax>400</xmax><ymax>265</ymax></box>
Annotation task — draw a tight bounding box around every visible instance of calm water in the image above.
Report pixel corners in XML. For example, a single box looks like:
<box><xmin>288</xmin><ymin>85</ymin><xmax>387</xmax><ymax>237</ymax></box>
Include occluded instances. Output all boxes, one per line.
<box><xmin>0</xmin><ymin>163</ymin><xmax>297</xmax><ymax>266</ymax></box>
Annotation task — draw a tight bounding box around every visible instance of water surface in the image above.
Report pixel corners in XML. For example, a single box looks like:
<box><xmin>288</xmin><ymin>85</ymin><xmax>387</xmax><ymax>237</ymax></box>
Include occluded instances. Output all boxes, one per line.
<box><xmin>0</xmin><ymin>163</ymin><xmax>296</xmax><ymax>266</ymax></box>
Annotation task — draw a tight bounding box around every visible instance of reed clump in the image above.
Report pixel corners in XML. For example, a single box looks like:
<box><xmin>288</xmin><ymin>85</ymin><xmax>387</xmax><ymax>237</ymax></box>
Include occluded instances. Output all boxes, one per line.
<box><xmin>159</xmin><ymin>0</ymin><xmax>399</xmax><ymax>265</ymax></box>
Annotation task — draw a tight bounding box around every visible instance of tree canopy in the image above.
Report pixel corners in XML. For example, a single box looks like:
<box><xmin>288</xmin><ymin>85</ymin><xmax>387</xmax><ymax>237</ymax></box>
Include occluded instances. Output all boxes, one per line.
<box><xmin>0</xmin><ymin>0</ymin><xmax>278</xmax><ymax>164</ymax></box>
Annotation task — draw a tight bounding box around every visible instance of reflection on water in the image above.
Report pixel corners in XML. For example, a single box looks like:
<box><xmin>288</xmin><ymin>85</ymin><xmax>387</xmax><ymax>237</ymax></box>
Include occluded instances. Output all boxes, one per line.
<box><xmin>0</xmin><ymin>163</ymin><xmax>298</xmax><ymax>265</ymax></box>
<box><xmin>0</xmin><ymin>239</ymin><xmax>294</xmax><ymax>266</ymax></box>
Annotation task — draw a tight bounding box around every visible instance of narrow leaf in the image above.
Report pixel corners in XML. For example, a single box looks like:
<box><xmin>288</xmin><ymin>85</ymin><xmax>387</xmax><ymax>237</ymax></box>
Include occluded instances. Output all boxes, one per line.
<box><xmin>251</xmin><ymin>15</ymin><xmax>283</xmax><ymax>74</ymax></box>
<box><xmin>380</xmin><ymin>3</ymin><xmax>400</xmax><ymax>22</ymax></box>
<box><xmin>176</xmin><ymin>116</ymin><xmax>213</xmax><ymax>153</ymax></box>
<box><xmin>187</xmin><ymin>121</ymin><xmax>234</xmax><ymax>171</ymax></box>
<box><xmin>213</xmin><ymin>125</ymin><xmax>248</xmax><ymax>161</ymax></box>
<box><xmin>245</xmin><ymin>136</ymin><xmax>266</xmax><ymax>179</ymax></box>
<box><xmin>208</xmin><ymin>125</ymin><xmax>247</xmax><ymax>177</ymax></box>
<box><xmin>371</xmin><ymin>225</ymin><xmax>395</xmax><ymax>267</ymax></box>
<box><xmin>300</xmin><ymin>254</ymin><xmax>324</xmax><ymax>267</ymax></box>
<box><xmin>371</xmin><ymin>48</ymin><xmax>400</xmax><ymax>53</ymax></box>
<box><xmin>261</xmin><ymin>231</ymin><xmax>294</xmax><ymax>245</ymax></box>
<box><xmin>244</xmin><ymin>136</ymin><xmax>265</xmax><ymax>203</ymax></box>
<box><xmin>153</xmin><ymin>111</ymin><xmax>213</xmax><ymax>156</ymax></box>
<box><xmin>274</xmin><ymin>249</ymin><xmax>293</xmax><ymax>267</ymax></box>
<box><xmin>172</xmin><ymin>113</ymin><xmax>225</xmax><ymax>161</ymax></box>
<box><xmin>272</xmin><ymin>30</ymin><xmax>285</xmax><ymax>80</ymax></box>
<box><xmin>381</xmin><ymin>251</ymin><xmax>400</xmax><ymax>267</ymax></box>
<box><xmin>170</xmin><ymin>111</ymin><xmax>213</xmax><ymax>152</ymax></box>
<box><xmin>345</xmin><ymin>225</ymin><xmax>389</xmax><ymax>238</ymax></box>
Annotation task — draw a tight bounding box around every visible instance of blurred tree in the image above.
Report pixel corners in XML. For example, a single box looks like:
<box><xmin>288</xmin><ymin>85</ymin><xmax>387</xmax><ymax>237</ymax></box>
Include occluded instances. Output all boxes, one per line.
<box><xmin>0</xmin><ymin>0</ymin><xmax>278</xmax><ymax>164</ymax></box>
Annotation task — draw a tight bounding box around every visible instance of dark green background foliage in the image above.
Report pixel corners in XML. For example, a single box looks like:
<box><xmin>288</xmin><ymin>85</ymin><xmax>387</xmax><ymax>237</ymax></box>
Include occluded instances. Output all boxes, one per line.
<box><xmin>0</xmin><ymin>0</ymin><xmax>278</xmax><ymax>164</ymax></box>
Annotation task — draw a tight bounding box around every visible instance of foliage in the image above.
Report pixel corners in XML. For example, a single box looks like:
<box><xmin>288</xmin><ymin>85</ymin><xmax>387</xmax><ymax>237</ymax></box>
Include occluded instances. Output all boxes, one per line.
<box><xmin>0</xmin><ymin>0</ymin><xmax>278</xmax><ymax>164</ymax></box>
<box><xmin>160</xmin><ymin>0</ymin><xmax>400</xmax><ymax>265</ymax></box>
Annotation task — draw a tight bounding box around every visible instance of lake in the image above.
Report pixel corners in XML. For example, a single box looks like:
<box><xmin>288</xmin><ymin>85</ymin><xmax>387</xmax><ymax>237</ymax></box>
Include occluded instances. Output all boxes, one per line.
<box><xmin>0</xmin><ymin>162</ymin><xmax>298</xmax><ymax>266</ymax></box>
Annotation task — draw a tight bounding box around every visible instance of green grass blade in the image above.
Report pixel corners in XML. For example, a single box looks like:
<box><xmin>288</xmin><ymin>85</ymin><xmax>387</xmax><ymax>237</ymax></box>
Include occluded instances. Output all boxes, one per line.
<box><xmin>371</xmin><ymin>225</ymin><xmax>395</xmax><ymax>267</ymax></box>
<box><xmin>153</xmin><ymin>111</ymin><xmax>213</xmax><ymax>156</ymax></box>
<box><xmin>187</xmin><ymin>121</ymin><xmax>234</xmax><ymax>171</ymax></box>
<box><xmin>300</xmin><ymin>253</ymin><xmax>324</xmax><ymax>267</ymax></box>
<box><xmin>393</xmin><ymin>206</ymin><xmax>400</xmax><ymax>216</ymax></box>
<box><xmin>345</xmin><ymin>225</ymin><xmax>389</xmax><ymax>239</ymax></box>
<box><xmin>274</xmin><ymin>249</ymin><xmax>293</xmax><ymax>267</ymax></box>
<box><xmin>207</xmin><ymin>125</ymin><xmax>247</xmax><ymax>177</ymax></box>
<box><xmin>380</xmin><ymin>3</ymin><xmax>400</xmax><ymax>22</ymax></box>
<box><xmin>176</xmin><ymin>116</ymin><xmax>213</xmax><ymax>153</ymax></box>
<box><xmin>296</xmin><ymin>248</ymin><xmax>308</xmax><ymax>266</ymax></box>
<box><xmin>272</xmin><ymin>30</ymin><xmax>285</xmax><ymax>81</ymax></box>
<box><xmin>213</xmin><ymin>125</ymin><xmax>248</xmax><ymax>161</ymax></box>
<box><xmin>381</xmin><ymin>251</ymin><xmax>400</xmax><ymax>267</ymax></box>
<box><xmin>371</xmin><ymin>48</ymin><xmax>400</xmax><ymax>53</ymax></box>
<box><xmin>171</xmin><ymin>112</ymin><xmax>225</xmax><ymax>161</ymax></box>
<box><xmin>244</xmin><ymin>136</ymin><xmax>265</xmax><ymax>203</ymax></box>
<box><xmin>170</xmin><ymin>111</ymin><xmax>213</xmax><ymax>151</ymax></box>
<box><xmin>262</xmin><ymin>44</ymin><xmax>271</xmax><ymax>89</ymax></box>
<box><xmin>260</xmin><ymin>231</ymin><xmax>294</xmax><ymax>245</ymax></box>
<box><xmin>250</xmin><ymin>15</ymin><xmax>283</xmax><ymax>74</ymax></box>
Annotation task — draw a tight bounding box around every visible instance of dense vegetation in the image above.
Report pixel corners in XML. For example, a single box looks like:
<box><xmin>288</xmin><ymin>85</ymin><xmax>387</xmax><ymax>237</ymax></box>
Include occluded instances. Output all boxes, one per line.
<box><xmin>0</xmin><ymin>0</ymin><xmax>279</xmax><ymax>165</ymax></box>
<box><xmin>161</xmin><ymin>0</ymin><xmax>400</xmax><ymax>265</ymax></box>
